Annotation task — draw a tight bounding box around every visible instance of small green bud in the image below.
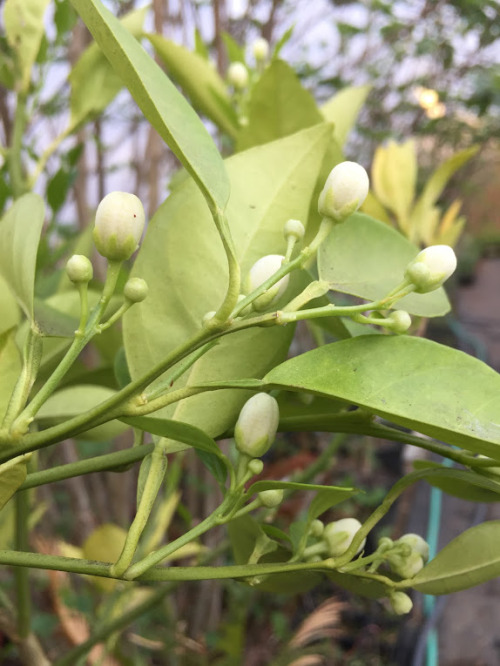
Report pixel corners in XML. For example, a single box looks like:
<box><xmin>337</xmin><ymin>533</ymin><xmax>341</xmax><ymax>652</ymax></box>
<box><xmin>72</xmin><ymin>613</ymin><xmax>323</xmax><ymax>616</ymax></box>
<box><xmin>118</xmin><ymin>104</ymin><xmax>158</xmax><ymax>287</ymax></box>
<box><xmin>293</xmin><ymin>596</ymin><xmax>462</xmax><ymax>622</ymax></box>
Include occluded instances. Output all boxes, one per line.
<box><xmin>323</xmin><ymin>518</ymin><xmax>365</xmax><ymax>556</ymax></box>
<box><xmin>318</xmin><ymin>161</ymin><xmax>369</xmax><ymax>222</ymax></box>
<box><xmin>284</xmin><ymin>218</ymin><xmax>305</xmax><ymax>242</ymax></box>
<box><xmin>228</xmin><ymin>62</ymin><xmax>249</xmax><ymax>89</ymax></box>
<box><xmin>66</xmin><ymin>254</ymin><xmax>93</xmax><ymax>284</ymax></box>
<box><xmin>247</xmin><ymin>459</ymin><xmax>264</xmax><ymax>476</ymax></box>
<box><xmin>310</xmin><ymin>519</ymin><xmax>324</xmax><ymax>538</ymax></box>
<box><xmin>124</xmin><ymin>277</ymin><xmax>148</xmax><ymax>303</ymax></box>
<box><xmin>390</xmin><ymin>591</ymin><xmax>413</xmax><ymax>615</ymax></box>
<box><xmin>202</xmin><ymin>310</ymin><xmax>217</xmax><ymax>326</ymax></box>
<box><xmin>246</xmin><ymin>254</ymin><xmax>289</xmax><ymax>311</ymax></box>
<box><xmin>475</xmin><ymin>455</ymin><xmax>500</xmax><ymax>479</ymax></box>
<box><xmin>397</xmin><ymin>533</ymin><xmax>430</xmax><ymax>563</ymax></box>
<box><xmin>258</xmin><ymin>488</ymin><xmax>284</xmax><ymax>508</ymax></box>
<box><xmin>387</xmin><ymin>310</ymin><xmax>412</xmax><ymax>334</ymax></box>
<box><xmin>387</xmin><ymin>550</ymin><xmax>424</xmax><ymax>578</ymax></box>
<box><xmin>252</xmin><ymin>37</ymin><xmax>269</xmax><ymax>62</ymax></box>
<box><xmin>234</xmin><ymin>393</ymin><xmax>279</xmax><ymax>458</ymax></box>
<box><xmin>404</xmin><ymin>245</ymin><xmax>457</xmax><ymax>293</ymax></box>
<box><xmin>93</xmin><ymin>192</ymin><xmax>145</xmax><ymax>262</ymax></box>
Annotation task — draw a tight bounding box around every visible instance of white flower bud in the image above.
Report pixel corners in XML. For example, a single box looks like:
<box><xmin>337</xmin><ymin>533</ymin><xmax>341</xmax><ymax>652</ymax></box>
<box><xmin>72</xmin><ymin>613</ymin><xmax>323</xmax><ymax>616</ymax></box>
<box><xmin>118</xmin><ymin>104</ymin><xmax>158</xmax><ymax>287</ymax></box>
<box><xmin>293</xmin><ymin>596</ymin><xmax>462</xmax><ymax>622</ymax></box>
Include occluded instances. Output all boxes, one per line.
<box><xmin>66</xmin><ymin>254</ymin><xmax>93</xmax><ymax>284</ymax></box>
<box><xmin>284</xmin><ymin>218</ymin><xmax>305</xmax><ymax>242</ymax></box>
<box><xmin>252</xmin><ymin>37</ymin><xmax>269</xmax><ymax>62</ymax></box>
<box><xmin>397</xmin><ymin>533</ymin><xmax>430</xmax><ymax>563</ymax></box>
<box><xmin>124</xmin><ymin>277</ymin><xmax>148</xmax><ymax>303</ymax></box>
<box><xmin>259</xmin><ymin>488</ymin><xmax>284</xmax><ymax>508</ymax></box>
<box><xmin>323</xmin><ymin>518</ymin><xmax>365</xmax><ymax>557</ymax></box>
<box><xmin>228</xmin><ymin>62</ymin><xmax>249</xmax><ymax>90</ymax></box>
<box><xmin>93</xmin><ymin>192</ymin><xmax>145</xmax><ymax>262</ymax></box>
<box><xmin>388</xmin><ymin>550</ymin><xmax>424</xmax><ymax>578</ymax></box>
<box><xmin>387</xmin><ymin>310</ymin><xmax>412</xmax><ymax>334</ymax></box>
<box><xmin>404</xmin><ymin>245</ymin><xmax>457</xmax><ymax>293</ymax></box>
<box><xmin>318</xmin><ymin>161</ymin><xmax>369</xmax><ymax>222</ymax></box>
<box><xmin>234</xmin><ymin>393</ymin><xmax>279</xmax><ymax>458</ymax></box>
<box><xmin>390</xmin><ymin>591</ymin><xmax>413</xmax><ymax>615</ymax></box>
<box><xmin>246</xmin><ymin>254</ymin><xmax>289</xmax><ymax>311</ymax></box>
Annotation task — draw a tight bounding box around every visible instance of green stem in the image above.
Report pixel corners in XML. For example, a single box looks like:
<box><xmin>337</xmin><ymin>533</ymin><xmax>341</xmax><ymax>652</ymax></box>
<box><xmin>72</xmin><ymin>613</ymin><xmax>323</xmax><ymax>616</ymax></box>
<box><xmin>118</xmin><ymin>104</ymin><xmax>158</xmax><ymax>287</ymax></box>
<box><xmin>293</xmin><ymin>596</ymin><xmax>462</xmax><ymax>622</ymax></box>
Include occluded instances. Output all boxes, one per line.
<box><xmin>110</xmin><ymin>443</ymin><xmax>168</xmax><ymax>577</ymax></box>
<box><xmin>28</xmin><ymin>123</ymin><xmax>74</xmax><ymax>187</ymax></box>
<box><xmin>10</xmin><ymin>261</ymin><xmax>122</xmax><ymax>435</ymax></box>
<box><xmin>14</xmin><ymin>491</ymin><xmax>31</xmax><ymax>639</ymax></box>
<box><xmin>2</xmin><ymin>326</ymin><xmax>42</xmax><ymax>431</ymax></box>
<box><xmin>0</xmin><ymin>549</ymin><xmax>333</xmax><ymax>581</ymax></box>
<box><xmin>76</xmin><ymin>282</ymin><xmax>90</xmax><ymax>335</ymax></box>
<box><xmin>8</xmin><ymin>92</ymin><xmax>28</xmax><ymax>198</ymax></box>
<box><xmin>19</xmin><ymin>444</ymin><xmax>154</xmax><ymax>491</ymax></box>
<box><xmin>210</xmin><ymin>208</ymin><xmax>241</xmax><ymax>324</ymax></box>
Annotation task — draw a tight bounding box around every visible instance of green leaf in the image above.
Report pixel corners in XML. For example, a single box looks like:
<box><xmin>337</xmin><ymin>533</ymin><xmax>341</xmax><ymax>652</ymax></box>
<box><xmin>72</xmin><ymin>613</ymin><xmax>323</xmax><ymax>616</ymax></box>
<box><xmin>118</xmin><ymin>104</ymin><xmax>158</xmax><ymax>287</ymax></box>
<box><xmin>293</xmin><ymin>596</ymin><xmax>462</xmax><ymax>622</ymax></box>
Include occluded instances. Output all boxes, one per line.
<box><xmin>247</xmin><ymin>480</ymin><xmax>356</xmax><ymax>503</ymax></box>
<box><xmin>0</xmin><ymin>329</ymin><xmax>22</xmax><ymax>423</ymax></box>
<box><xmin>277</xmin><ymin>392</ymin><xmax>346</xmax><ymax>431</ymax></box>
<box><xmin>33</xmin><ymin>299</ymin><xmax>79</xmax><ymax>338</ymax></box>
<box><xmin>147</xmin><ymin>34</ymin><xmax>239</xmax><ymax>138</ymax></box>
<box><xmin>272</xmin><ymin>26</ymin><xmax>294</xmax><ymax>59</ymax></box>
<box><xmin>36</xmin><ymin>385</ymin><xmax>128</xmax><ymax>441</ymax></box>
<box><xmin>236</xmin><ymin>60</ymin><xmax>323</xmax><ymax>151</ymax></box>
<box><xmin>124</xmin><ymin>124</ymin><xmax>332</xmax><ymax>446</ymax></box>
<box><xmin>318</xmin><ymin>213</ymin><xmax>451</xmax><ymax>317</ymax></box>
<box><xmin>412</xmin><ymin>521</ymin><xmax>500</xmax><ymax>594</ymax></box>
<box><xmin>413</xmin><ymin>460</ymin><xmax>500</xmax><ymax>503</ymax></box>
<box><xmin>221</xmin><ymin>32</ymin><xmax>245</xmax><ymax>64</ymax></box>
<box><xmin>71</xmin><ymin>0</ymin><xmax>230</xmax><ymax>211</ymax></box>
<box><xmin>69</xmin><ymin>8</ymin><xmax>148</xmax><ymax>126</ymax></box>
<box><xmin>327</xmin><ymin>571</ymin><xmax>389</xmax><ymax>599</ymax></box>
<box><xmin>320</xmin><ymin>85</ymin><xmax>371</xmax><ymax>148</ymax></box>
<box><xmin>0</xmin><ymin>275</ymin><xmax>20</xmax><ymax>336</ymax></box>
<box><xmin>0</xmin><ymin>459</ymin><xmax>27</xmax><ymax>512</ymax></box>
<box><xmin>0</xmin><ymin>193</ymin><xmax>45</xmax><ymax>318</ymax></box>
<box><xmin>308</xmin><ymin>486</ymin><xmax>358</xmax><ymax>522</ymax></box>
<box><xmin>3</xmin><ymin>0</ymin><xmax>51</xmax><ymax>92</ymax></box>
<box><xmin>265</xmin><ymin>335</ymin><xmax>500</xmax><ymax>459</ymax></box>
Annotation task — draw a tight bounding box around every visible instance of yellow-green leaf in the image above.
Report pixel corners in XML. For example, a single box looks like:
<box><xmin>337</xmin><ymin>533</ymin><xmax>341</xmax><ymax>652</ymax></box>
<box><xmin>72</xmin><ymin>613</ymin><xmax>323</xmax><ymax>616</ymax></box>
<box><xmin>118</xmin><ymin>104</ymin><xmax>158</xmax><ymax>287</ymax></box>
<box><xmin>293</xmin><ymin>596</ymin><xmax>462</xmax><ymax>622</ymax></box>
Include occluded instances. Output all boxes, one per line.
<box><xmin>320</xmin><ymin>85</ymin><xmax>371</xmax><ymax>148</ymax></box>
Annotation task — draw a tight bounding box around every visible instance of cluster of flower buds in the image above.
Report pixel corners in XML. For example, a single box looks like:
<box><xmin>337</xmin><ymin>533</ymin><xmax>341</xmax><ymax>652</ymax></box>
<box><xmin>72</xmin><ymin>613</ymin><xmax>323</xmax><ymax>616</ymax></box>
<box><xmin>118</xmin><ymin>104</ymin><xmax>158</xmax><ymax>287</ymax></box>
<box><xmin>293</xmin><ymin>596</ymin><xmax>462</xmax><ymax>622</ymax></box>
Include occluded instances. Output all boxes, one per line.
<box><xmin>404</xmin><ymin>245</ymin><xmax>457</xmax><ymax>293</ymax></box>
<box><xmin>381</xmin><ymin>532</ymin><xmax>429</xmax><ymax>579</ymax></box>
<box><xmin>234</xmin><ymin>393</ymin><xmax>280</xmax><ymax>458</ymax></box>
<box><xmin>323</xmin><ymin>518</ymin><xmax>365</xmax><ymax>557</ymax></box>
<box><xmin>93</xmin><ymin>191</ymin><xmax>145</xmax><ymax>262</ymax></box>
<box><xmin>318</xmin><ymin>161</ymin><xmax>369</xmax><ymax>223</ymax></box>
<box><xmin>245</xmin><ymin>254</ymin><xmax>289</xmax><ymax>311</ymax></box>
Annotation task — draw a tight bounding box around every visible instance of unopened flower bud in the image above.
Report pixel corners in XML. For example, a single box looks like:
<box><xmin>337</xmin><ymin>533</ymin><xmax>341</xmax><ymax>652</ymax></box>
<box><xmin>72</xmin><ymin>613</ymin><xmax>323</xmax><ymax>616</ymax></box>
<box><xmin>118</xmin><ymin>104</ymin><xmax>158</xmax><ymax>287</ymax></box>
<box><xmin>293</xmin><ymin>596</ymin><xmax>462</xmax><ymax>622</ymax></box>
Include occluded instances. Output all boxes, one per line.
<box><xmin>397</xmin><ymin>534</ymin><xmax>430</xmax><ymax>563</ymax></box>
<box><xmin>404</xmin><ymin>245</ymin><xmax>457</xmax><ymax>293</ymax></box>
<box><xmin>202</xmin><ymin>310</ymin><xmax>217</xmax><ymax>326</ymax></box>
<box><xmin>252</xmin><ymin>37</ymin><xmax>269</xmax><ymax>62</ymax></box>
<box><xmin>93</xmin><ymin>192</ymin><xmax>145</xmax><ymax>262</ymax></box>
<box><xmin>390</xmin><ymin>591</ymin><xmax>413</xmax><ymax>615</ymax></box>
<box><xmin>228</xmin><ymin>62</ymin><xmax>249</xmax><ymax>90</ymax></box>
<box><xmin>259</xmin><ymin>488</ymin><xmax>284</xmax><ymax>508</ymax></box>
<box><xmin>284</xmin><ymin>218</ymin><xmax>305</xmax><ymax>242</ymax></box>
<box><xmin>310</xmin><ymin>519</ymin><xmax>324</xmax><ymax>538</ymax></box>
<box><xmin>247</xmin><ymin>459</ymin><xmax>264</xmax><ymax>476</ymax></box>
<box><xmin>246</xmin><ymin>254</ymin><xmax>289</xmax><ymax>311</ymax></box>
<box><xmin>323</xmin><ymin>518</ymin><xmax>365</xmax><ymax>557</ymax></box>
<box><xmin>124</xmin><ymin>277</ymin><xmax>148</xmax><ymax>303</ymax></box>
<box><xmin>388</xmin><ymin>550</ymin><xmax>424</xmax><ymax>578</ymax></box>
<box><xmin>475</xmin><ymin>455</ymin><xmax>500</xmax><ymax>479</ymax></box>
<box><xmin>318</xmin><ymin>161</ymin><xmax>369</xmax><ymax>222</ymax></box>
<box><xmin>234</xmin><ymin>393</ymin><xmax>279</xmax><ymax>458</ymax></box>
<box><xmin>387</xmin><ymin>310</ymin><xmax>412</xmax><ymax>334</ymax></box>
<box><xmin>66</xmin><ymin>254</ymin><xmax>93</xmax><ymax>284</ymax></box>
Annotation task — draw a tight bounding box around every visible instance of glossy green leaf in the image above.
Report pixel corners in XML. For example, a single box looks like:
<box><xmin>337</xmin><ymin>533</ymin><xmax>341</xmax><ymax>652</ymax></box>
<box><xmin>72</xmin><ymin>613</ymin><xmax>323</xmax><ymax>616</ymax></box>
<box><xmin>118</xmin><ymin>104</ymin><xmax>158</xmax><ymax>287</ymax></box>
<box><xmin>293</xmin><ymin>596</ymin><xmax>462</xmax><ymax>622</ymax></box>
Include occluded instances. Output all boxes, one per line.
<box><xmin>4</xmin><ymin>0</ymin><xmax>51</xmax><ymax>91</ymax></box>
<box><xmin>308</xmin><ymin>486</ymin><xmax>358</xmax><ymax>522</ymax></box>
<box><xmin>265</xmin><ymin>335</ymin><xmax>500</xmax><ymax>459</ymax></box>
<box><xmin>0</xmin><ymin>193</ymin><xmax>45</xmax><ymax>318</ymax></box>
<box><xmin>236</xmin><ymin>60</ymin><xmax>323</xmax><ymax>151</ymax></box>
<box><xmin>318</xmin><ymin>213</ymin><xmax>450</xmax><ymax>317</ymax></box>
<box><xmin>0</xmin><ymin>275</ymin><xmax>20</xmax><ymax>336</ymax></box>
<box><xmin>71</xmin><ymin>0</ymin><xmax>229</xmax><ymax>211</ymax></box>
<box><xmin>0</xmin><ymin>460</ymin><xmax>27</xmax><ymax>512</ymax></box>
<box><xmin>320</xmin><ymin>85</ymin><xmax>371</xmax><ymax>148</ymax></box>
<box><xmin>277</xmin><ymin>392</ymin><xmax>346</xmax><ymax>431</ymax></box>
<box><xmin>148</xmin><ymin>34</ymin><xmax>239</xmax><ymax>138</ymax></box>
<box><xmin>247</xmin><ymin>480</ymin><xmax>356</xmax><ymax>502</ymax></box>
<box><xmin>124</xmin><ymin>124</ymin><xmax>332</xmax><ymax>446</ymax></box>
<box><xmin>0</xmin><ymin>329</ymin><xmax>22</xmax><ymax>423</ymax></box>
<box><xmin>412</xmin><ymin>521</ymin><xmax>500</xmax><ymax>594</ymax></box>
<box><xmin>413</xmin><ymin>460</ymin><xmax>500</xmax><ymax>503</ymax></box>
